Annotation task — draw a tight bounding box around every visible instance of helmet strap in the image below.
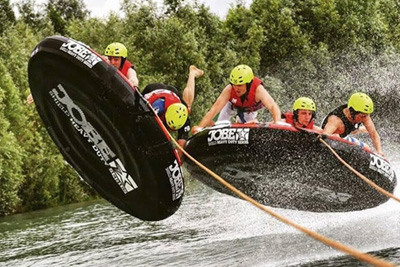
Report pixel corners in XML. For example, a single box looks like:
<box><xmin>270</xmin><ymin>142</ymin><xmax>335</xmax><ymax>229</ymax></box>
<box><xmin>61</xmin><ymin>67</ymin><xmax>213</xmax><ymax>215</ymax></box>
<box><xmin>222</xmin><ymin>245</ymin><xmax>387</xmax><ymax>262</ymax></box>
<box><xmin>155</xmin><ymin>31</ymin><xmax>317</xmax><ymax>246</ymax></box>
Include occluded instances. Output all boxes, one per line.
<box><xmin>349</xmin><ymin>107</ymin><xmax>357</xmax><ymax>121</ymax></box>
<box><xmin>239</xmin><ymin>81</ymin><xmax>252</xmax><ymax>102</ymax></box>
<box><xmin>309</xmin><ymin>111</ymin><xmax>316</xmax><ymax>125</ymax></box>
<box><xmin>293</xmin><ymin>110</ymin><xmax>299</xmax><ymax>121</ymax></box>
<box><xmin>120</xmin><ymin>58</ymin><xmax>126</xmax><ymax>70</ymax></box>
<box><xmin>293</xmin><ymin>110</ymin><xmax>306</xmax><ymax>127</ymax></box>
<box><xmin>246</xmin><ymin>81</ymin><xmax>252</xmax><ymax>92</ymax></box>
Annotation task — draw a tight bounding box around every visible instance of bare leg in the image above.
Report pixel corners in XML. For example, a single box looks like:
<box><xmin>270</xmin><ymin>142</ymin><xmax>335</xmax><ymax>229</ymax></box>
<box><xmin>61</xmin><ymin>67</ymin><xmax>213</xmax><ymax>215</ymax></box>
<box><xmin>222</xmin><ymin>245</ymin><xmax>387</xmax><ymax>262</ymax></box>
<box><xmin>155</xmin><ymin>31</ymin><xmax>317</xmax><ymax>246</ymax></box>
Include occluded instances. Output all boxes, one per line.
<box><xmin>182</xmin><ymin>65</ymin><xmax>204</xmax><ymax>110</ymax></box>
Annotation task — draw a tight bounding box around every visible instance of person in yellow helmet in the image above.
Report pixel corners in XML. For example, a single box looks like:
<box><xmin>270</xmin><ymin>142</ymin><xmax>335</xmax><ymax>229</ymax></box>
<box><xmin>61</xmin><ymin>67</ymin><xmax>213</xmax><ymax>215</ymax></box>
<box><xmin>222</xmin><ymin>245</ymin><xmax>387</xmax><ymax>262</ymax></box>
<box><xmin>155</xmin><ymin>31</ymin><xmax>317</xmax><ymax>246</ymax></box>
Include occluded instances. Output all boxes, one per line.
<box><xmin>321</xmin><ymin>92</ymin><xmax>383</xmax><ymax>156</ymax></box>
<box><xmin>104</xmin><ymin>42</ymin><xmax>139</xmax><ymax>87</ymax></box>
<box><xmin>192</xmin><ymin>64</ymin><xmax>281</xmax><ymax>133</ymax></box>
<box><xmin>281</xmin><ymin>97</ymin><xmax>321</xmax><ymax>131</ymax></box>
<box><xmin>28</xmin><ymin>42</ymin><xmax>139</xmax><ymax>105</ymax></box>
<box><xmin>142</xmin><ymin>65</ymin><xmax>204</xmax><ymax>160</ymax></box>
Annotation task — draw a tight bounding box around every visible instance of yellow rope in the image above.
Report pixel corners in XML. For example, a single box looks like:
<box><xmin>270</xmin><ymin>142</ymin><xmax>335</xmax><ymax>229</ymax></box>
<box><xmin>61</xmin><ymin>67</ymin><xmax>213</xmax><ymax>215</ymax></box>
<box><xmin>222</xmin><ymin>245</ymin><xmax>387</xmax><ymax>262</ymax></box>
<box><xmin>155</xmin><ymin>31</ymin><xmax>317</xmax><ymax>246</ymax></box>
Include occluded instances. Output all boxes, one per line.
<box><xmin>319</xmin><ymin>138</ymin><xmax>400</xmax><ymax>203</ymax></box>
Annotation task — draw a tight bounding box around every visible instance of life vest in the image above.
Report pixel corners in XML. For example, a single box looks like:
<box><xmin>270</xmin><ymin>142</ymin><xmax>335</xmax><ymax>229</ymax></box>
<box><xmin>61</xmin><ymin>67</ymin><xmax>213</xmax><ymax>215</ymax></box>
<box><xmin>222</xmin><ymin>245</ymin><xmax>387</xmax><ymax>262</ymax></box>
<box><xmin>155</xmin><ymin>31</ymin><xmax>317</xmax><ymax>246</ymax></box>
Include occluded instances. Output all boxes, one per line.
<box><xmin>229</xmin><ymin>77</ymin><xmax>264</xmax><ymax>112</ymax></box>
<box><xmin>144</xmin><ymin>89</ymin><xmax>182</xmax><ymax>121</ymax></box>
<box><xmin>120</xmin><ymin>59</ymin><xmax>134</xmax><ymax>77</ymax></box>
<box><xmin>283</xmin><ymin>111</ymin><xmax>314</xmax><ymax>129</ymax></box>
<box><xmin>321</xmin><ymin>104</ymin><xmax>360</xmax><ymax>137</ymax></box>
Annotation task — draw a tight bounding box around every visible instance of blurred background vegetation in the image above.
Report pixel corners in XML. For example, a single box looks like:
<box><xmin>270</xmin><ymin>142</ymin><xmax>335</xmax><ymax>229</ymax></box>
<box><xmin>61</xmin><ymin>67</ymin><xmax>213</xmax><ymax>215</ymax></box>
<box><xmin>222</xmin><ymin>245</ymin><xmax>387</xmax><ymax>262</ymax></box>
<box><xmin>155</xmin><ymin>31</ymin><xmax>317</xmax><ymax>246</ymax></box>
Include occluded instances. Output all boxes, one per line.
<box><xmin>1</xmin><ymin>0</ymin><xmax>400</xmax><ymax>216</ymax></box>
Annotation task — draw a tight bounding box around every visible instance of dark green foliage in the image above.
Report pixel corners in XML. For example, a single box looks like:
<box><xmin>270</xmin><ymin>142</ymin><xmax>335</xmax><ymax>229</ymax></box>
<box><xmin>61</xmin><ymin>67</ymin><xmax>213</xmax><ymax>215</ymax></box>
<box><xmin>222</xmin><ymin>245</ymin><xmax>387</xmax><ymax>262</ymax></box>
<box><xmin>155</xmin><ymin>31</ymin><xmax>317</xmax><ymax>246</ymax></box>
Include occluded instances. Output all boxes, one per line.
<box><xmin>0</xmin><ymin>0</ymin><xmax>16</xmax><ymax>34</ymax></box>
<box><xmin>0</xmin><ymin>61</ymin><xmax>23</xmax><ymax>216</ymax></box>
<box><xmin>16</xmin><ymin>0</ymin><xmax>51</xmax><ymax>31</ymax></box>
<box><xmin>46</xmin><ymin>0</ymin><xmax>89</xmax><ymax>35</ymax></box>
<box><xmin>1</xmin><ymin>0</ymin><xmax>400</xmax><ymax>216</ymax></box>
<box><xmin>164</xmin><ymin>0</ymin><xmax>184</xmax><ymax>15</ymax></box>
<box><xmin>248</xmin><ymin>0</ymin><xmax>311</xmax><ymax>72</ymax></box>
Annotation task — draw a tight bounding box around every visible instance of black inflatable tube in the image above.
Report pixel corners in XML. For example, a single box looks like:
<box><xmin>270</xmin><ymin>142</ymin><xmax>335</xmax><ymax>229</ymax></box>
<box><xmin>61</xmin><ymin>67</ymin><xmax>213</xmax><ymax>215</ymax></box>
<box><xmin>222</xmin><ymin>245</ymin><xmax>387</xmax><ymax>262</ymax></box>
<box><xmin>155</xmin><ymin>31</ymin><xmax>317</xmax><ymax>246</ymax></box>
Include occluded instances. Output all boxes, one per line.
<box><xmin>184</xmin><ymin>123</ymin><xmax>397</xmax><ymax>212</ymax></box>
<box><xmin>28</xmin><ymin>36</ymin><xmax>184</xmax><ymax>221</ymax></box>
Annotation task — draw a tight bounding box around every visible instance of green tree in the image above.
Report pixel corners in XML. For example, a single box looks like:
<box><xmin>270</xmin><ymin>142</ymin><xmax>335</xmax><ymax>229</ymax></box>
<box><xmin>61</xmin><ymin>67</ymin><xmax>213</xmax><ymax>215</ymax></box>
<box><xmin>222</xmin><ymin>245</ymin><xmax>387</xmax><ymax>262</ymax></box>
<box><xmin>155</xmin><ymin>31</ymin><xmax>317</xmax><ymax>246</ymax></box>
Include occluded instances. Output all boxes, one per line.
<box><xmin>225</xmin><ymin>5</ymin><xmax>264</xmax><ymax>71</ymax></box>
<box><xmin>46</xmin><ymin>0</ymin><xmax>89</xmax><ymax>35</ymax></box>
<box><xmin>0</xmin><ymin>61</ymin><xmax>23</xmax><ymax>216</ymax></box>
<box><xmin>67</xmin><ymin>16</ymin><xmax>121</xmax><ymax>54</ymax></box>
<box><xmin>0</xmin><ymin>0</ymin><xmax>16</xmax><ymax>34</ymax></box>
<box><xmin>164</xmin><ymin>0</ymin><xmax>183</xmax><ymax>15</ymax></box>
<box><xmin>0</xmin><ymin>20</ymin><xmax>94</xmax><ymax>213</ymax></box>
<box><xmin>325</xmin><ymin>0</ymin><xmax>388</xmax><ymax>51</ymax></box>
<box><xmin>0</xmin><ymin>22</ymin><xmax>44</xmax><ymax>99</ymax></box>
<box><xmin>378</xmin><ymin>0</ymin><xmax>400</xmax><ymax>50</ymax></box>
<box><xmin>16</xmin><ymin>0</ymin><xmax>48</xmax><ymax>31</ymax></box>
<box><xmin>291</xmin><ymin>0</ymin><xmax>341</xmax><ymax>48</ymax></box>
<box><xmin>249</xmin><ymin>0</ymin><xmax>311</xmax><ymax>72</ymax></box>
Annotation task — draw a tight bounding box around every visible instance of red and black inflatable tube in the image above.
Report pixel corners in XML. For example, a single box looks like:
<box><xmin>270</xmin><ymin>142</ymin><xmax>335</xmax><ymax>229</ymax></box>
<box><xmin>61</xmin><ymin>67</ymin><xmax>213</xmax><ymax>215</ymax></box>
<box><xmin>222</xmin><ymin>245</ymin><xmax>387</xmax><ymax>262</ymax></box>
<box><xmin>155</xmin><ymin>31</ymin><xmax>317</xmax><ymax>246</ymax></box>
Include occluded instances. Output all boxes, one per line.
<box><xmin>28</xmin><ymin>36</ymin><xmax>184</xmax><ymax>221</ymax></box>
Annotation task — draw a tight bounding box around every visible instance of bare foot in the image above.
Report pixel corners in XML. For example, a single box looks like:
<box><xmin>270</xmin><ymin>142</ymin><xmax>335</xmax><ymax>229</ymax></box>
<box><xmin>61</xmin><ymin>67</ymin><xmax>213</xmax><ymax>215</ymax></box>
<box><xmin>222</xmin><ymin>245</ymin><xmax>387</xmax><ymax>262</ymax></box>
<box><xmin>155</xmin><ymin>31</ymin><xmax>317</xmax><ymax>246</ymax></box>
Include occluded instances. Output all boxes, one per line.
<box><xmin>189</xmin><ymin>65</ymin><xmax>204</xmax><ymax>78</ymax></box>
<box><xmin>27</xmin><ymin>93</ymin><xmax>34</xmax><ymax>105</ymax></box>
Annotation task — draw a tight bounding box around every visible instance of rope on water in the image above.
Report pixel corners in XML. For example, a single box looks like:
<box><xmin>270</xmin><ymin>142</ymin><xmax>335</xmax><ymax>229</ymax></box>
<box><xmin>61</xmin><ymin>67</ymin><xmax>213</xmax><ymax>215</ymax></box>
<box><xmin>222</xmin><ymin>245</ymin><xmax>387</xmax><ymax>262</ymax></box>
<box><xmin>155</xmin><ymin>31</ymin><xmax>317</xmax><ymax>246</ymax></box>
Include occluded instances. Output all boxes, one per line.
<box><xmin>166</xmin><ymin>129</ymin><xmax>398</xmax><ymax>267</ymax></box>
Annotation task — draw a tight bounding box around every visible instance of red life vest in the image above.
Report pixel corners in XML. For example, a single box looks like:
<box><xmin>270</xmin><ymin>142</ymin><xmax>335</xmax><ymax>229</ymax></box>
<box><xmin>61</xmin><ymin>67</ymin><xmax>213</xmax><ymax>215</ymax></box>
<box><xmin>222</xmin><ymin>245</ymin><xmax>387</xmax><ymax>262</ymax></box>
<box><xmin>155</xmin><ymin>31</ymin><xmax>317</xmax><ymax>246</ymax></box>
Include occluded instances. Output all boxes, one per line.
<box><xmin>120</xmin><ymin>59</ymin><xmax>133</xmax><ymax>77</ymax></box>
<box><xmin>229</xmin><ymin>77</ymin><xmax>264</xmax><ymax>112</ymax></box>
<box><xmin>144</xmin><ymin>89</ymin><xmax>182</xmax><ymax>121</ymax></box>
<box><xmin>283</xmin><ymin>111</ymin><xmax>314</xmax><ymax>129</ymax></box>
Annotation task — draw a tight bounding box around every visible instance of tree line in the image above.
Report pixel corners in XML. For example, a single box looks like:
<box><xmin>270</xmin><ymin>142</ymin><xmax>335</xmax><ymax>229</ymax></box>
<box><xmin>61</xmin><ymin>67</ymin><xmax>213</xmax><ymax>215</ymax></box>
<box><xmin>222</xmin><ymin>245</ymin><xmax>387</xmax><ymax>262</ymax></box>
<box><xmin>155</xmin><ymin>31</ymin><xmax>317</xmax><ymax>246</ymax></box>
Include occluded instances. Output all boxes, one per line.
<box><xmin>1</xmin><ymin>0</ymin><xmax>400</xmax><ymax>216</ymax></box>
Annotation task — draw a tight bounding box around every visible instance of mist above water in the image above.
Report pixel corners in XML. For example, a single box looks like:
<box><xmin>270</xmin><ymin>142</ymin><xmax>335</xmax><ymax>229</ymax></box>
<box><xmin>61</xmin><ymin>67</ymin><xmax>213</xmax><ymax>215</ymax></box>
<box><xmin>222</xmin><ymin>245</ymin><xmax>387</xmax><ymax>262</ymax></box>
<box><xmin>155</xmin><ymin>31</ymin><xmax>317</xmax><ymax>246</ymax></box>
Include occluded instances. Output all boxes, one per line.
<box><xmin>261</xmin><ymin>50</ymin><xmax>400</xmax><ymax>131</ymax></box>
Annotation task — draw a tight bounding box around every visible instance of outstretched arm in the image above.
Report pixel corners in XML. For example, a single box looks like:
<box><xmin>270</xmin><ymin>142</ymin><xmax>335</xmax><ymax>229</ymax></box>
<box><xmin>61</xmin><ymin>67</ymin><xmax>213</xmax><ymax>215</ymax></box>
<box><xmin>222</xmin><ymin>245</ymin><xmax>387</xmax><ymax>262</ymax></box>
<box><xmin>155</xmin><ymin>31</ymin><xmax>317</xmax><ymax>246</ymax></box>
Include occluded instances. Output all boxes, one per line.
<box><xmin>322</xmin><ymin>115</ymin><xmax>341</xmax><ymax>135</ymax></box>
<box><xmin>197</xmin><ymin>85</ymin><xmax>231</xmax><ymax>128</ymax></box>
<box><xmin>364</xmin><ymin>117</ymin><xmax>384</xmax><ymax>156</ymax></box>
<box><xmin>313</xmin><ymin>125</ymin><xmax>323</xmax><ymax>132</ymax></box>
<box><xmin>255</xmin><ymin>86</ymin><xmax>281</xmax><ymax>123</ymax></box>
<box><xmin>351</xmin><ymin>125</ymin><xmax>368</xmax><ymax>135</ymax></box>
<box><xmin>126</xmin><ymin>68</ymin><xmax>139</xmax><ymax>87</ymax></box>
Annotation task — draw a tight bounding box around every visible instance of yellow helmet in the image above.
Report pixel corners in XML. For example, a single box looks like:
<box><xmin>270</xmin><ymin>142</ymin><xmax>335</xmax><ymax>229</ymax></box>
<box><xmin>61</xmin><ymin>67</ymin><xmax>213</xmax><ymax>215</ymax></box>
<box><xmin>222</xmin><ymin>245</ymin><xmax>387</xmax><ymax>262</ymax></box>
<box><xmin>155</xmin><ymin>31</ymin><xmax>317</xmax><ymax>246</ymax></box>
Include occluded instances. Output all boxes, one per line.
<box><xmin>293</xmin><ymin>97</ymin><xmax>316</xmax><ymax>111</ymax></box>
<box><xmin>348</xmin><ymin>92</ymin><xmax>374</xmax><ymax>114</ymax></box>
<box><xmin>230</xmin><ymin>64</ymin><xmax>254</xmax><ymax>85</ymax></box>
<box><xmin>165</xmin><ymin>103</ymin><xmax>188</xmax><ymax>130</ymax></box>
<box><xmin>104</xmin><ymin>42</ymin><xmax>127</xmax><ymax>58</ymax></box>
